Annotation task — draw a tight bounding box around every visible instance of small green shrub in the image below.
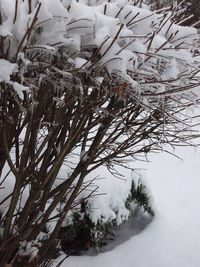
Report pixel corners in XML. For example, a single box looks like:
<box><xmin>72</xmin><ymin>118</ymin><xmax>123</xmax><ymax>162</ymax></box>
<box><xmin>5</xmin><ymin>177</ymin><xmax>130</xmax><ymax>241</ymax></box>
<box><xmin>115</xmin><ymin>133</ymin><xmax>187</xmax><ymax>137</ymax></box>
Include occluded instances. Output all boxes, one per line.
<box><xmin>59</xmin><ymin>180</ymin><xmax>154</xmax><ymax>255</ymax></box>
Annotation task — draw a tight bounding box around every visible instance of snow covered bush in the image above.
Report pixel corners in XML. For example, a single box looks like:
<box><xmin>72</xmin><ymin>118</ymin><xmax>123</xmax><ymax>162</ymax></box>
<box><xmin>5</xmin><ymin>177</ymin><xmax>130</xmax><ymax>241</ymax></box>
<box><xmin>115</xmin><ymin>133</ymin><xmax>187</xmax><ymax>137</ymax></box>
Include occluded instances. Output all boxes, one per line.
<box><xmin>0</xmin><ymin>0</ymin><xmax>200</xmax><ymax>266</ymax></box>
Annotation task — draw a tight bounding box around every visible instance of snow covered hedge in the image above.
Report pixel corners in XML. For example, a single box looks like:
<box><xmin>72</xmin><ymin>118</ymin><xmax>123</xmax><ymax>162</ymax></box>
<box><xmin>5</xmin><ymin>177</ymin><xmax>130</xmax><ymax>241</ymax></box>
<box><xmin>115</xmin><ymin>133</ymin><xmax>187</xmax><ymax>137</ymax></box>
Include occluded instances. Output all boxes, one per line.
<box><xmin>0</xmin><ymin>0</ymin><xmax>199</xmax><ymax>96</ymax></box>
<box><xmin>0</xmin><ymin>0</ymin><xmax>200</xmax><ymax>266</ymax></box>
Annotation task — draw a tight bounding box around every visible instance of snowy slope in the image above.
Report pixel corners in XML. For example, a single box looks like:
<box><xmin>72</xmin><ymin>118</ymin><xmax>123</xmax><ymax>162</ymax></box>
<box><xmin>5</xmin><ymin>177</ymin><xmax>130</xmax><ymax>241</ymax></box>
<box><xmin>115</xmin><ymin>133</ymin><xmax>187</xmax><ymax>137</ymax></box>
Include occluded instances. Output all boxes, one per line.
<box><xmin>57</xmin><ymin>145</ymin><xmax>200</xmax><ymax>267</ymax></box>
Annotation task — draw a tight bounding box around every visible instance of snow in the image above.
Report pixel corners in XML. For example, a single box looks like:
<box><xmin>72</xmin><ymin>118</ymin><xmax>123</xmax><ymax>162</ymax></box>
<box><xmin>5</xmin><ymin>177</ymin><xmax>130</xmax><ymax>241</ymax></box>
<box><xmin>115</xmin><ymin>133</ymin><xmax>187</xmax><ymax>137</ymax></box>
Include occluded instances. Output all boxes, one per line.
<box><xmin>74</xmin><ymin>57</ymin><xmax>87</xmax><ymax>69</ymax></box>
<box><xmin>0</xmin><ymin>59</ymin><xmax>18</xmax><ymax>82</ymax></box>
<box><xmin>55</xmin><ymin>145</ymin><xmax>200</xmax><ymax>267</ymax></box>
<box><xmin>0</xmin><ymin>18</ymin><xmax>12</xmax><ymax>37</ymax></box>
<box><xmin>0</xmin><ymin>59</ymin><xmax>29</xmax><ymax>99</ymax></box>
<box><xmin>11</xmin><ymin>81</ymin><xmax>30</xmax><ymax>100</ymax></box>
<box><xmin>85</xmin><ymin>167</ymin><xmax>133</xmax><ymax>225</ymax></box>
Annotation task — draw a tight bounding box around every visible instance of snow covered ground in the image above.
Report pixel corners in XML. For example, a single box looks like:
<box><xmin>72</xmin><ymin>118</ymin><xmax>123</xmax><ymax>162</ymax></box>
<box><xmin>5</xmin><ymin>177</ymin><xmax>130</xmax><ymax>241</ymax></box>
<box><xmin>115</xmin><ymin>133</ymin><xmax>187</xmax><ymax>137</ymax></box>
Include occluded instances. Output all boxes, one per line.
<box><xmin>58</xmin><ymin>145</ymin><xmax>200</xmax><ymax>267</ymax></box>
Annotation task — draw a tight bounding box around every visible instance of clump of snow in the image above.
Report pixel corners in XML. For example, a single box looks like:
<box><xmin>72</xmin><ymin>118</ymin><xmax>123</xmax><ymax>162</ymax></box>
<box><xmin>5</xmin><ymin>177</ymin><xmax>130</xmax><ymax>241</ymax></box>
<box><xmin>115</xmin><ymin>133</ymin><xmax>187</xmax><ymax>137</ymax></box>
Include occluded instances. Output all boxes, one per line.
<box><xmin>11</xmin><ymin>82</ymin><xmax>30</xmax><ymax>100</ymax></box>
<box><xmin>0</xmin><ymin>59</ymin><xmax>29</xmax><ymax>99</ymax></box>
<box><xmin>74</xmin><ymin>57</ymin><xmax>88</xmax><ymax>69</ymax></box>
<box><xmin>18</xmin><ymin>240</ymin><xmax>38</xmax><ymax>260</ymax></box>
<box><xmin>85</xmin><ymin>166</ymin><xmax>133</xmax><ymax>226</ymax></box>
<box><xmin>0</xmin><ymin>59</ymin><xmax>18</xmax><ymax>82</ymax></box>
